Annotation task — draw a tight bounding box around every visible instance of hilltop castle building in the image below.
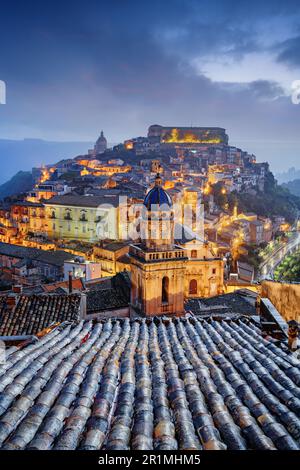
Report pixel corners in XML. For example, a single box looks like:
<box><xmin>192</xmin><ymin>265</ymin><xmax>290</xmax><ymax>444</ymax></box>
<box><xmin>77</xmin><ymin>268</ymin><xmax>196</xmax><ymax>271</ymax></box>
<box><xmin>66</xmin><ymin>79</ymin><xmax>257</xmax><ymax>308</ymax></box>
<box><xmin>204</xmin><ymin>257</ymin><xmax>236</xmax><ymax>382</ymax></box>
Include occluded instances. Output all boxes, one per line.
<box><xmin>148</xmin><ymin>124</ymin><xmax>229</xmax><ymax>147</ymax></box>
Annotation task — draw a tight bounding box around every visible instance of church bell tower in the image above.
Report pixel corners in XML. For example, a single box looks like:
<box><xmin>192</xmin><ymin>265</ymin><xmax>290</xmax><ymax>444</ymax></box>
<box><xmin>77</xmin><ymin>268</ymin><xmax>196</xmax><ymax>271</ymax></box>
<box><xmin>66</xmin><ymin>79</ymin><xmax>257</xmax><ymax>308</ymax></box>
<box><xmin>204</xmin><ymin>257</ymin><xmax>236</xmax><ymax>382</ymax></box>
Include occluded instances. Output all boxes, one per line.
<box><xmin>129</xmin><ymin>175</ymin><xmax>187</xmax><ymax>317</ymax></box>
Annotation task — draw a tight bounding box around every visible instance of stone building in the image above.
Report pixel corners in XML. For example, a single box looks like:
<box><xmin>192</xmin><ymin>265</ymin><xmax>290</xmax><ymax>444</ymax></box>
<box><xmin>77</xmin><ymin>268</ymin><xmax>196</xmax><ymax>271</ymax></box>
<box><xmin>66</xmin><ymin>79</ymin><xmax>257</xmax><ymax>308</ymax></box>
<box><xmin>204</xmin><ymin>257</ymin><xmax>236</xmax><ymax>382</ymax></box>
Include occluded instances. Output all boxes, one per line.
<box><xmin>94</xmin><ymin>130</ymin><xmax>107</xmax><ymax>155</ymax></box>
<box><xmin>129</xmin><ymin>175</ymin><xmax>224</xmax><ymax>317</ymax></box>
<box><xmin>179</xmin><ymin>236</ymin><xmax>224</xmax><ymax>298</ymax></box>
<box><xmin>44</xmin><ymin>194</ymin><xmax>119</xmax><ymax>242</ymax></box>
<box><xmin>130</xmin><ymin>174</ymin><xmax>187</xmax><ymax>317</ymax></box>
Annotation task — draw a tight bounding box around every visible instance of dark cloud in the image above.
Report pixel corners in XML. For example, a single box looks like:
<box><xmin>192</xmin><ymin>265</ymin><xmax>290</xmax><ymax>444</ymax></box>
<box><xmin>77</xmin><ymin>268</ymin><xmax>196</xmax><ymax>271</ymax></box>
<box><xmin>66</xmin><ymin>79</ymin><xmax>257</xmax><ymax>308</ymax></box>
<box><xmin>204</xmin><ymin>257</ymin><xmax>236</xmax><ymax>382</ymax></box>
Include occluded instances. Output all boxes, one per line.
<box><xmin>276</xmin><ymin>35</ymin><xmax>300</xmax><ymax>67</ymax></box>
<box><xmin>0</xmin><ymin>0</ymin><xmax>300</xmax><ymax>173</ymax></box>
<box><xmin>246</xmin><ymin>80</ymin><xmax>285</xmax><ymax>100</ymax></box>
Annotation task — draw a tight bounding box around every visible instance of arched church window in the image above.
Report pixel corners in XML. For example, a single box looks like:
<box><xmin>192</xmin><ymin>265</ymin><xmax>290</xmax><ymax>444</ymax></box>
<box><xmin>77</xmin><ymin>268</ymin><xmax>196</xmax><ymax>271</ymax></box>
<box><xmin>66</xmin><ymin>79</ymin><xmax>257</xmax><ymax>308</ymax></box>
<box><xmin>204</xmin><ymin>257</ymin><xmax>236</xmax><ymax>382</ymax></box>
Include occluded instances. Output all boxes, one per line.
<box><xmin>162</xmin><ymin>276</ymin><xmax>169</xmax><ymax>303</ymax></box>
<box><xmin>189</xmin><ymin>279</ymin><xmax>197</xmax><ymax>295</ymax></box>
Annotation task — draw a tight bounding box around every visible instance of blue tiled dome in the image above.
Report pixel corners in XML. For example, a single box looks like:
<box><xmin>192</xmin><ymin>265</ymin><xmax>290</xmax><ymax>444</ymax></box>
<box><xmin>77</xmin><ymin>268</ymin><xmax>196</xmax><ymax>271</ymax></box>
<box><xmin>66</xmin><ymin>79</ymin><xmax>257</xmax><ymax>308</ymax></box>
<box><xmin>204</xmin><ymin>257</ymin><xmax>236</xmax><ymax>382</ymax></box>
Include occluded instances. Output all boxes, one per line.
<box><xmin>143</xmin><ymin>174</ymin><xmax>172</xmax><ymax>210</ymax></box>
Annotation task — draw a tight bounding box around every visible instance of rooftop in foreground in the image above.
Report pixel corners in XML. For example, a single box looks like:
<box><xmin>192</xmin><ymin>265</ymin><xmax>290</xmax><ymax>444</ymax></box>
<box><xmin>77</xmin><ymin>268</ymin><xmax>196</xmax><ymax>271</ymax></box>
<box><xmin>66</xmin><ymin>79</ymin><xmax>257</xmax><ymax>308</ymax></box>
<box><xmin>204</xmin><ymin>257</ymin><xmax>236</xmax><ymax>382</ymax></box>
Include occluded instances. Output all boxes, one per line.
<box><xmin>0</xmin><ymin>316</ymin><xmax>299</xmax><ymax>450</ymax></box>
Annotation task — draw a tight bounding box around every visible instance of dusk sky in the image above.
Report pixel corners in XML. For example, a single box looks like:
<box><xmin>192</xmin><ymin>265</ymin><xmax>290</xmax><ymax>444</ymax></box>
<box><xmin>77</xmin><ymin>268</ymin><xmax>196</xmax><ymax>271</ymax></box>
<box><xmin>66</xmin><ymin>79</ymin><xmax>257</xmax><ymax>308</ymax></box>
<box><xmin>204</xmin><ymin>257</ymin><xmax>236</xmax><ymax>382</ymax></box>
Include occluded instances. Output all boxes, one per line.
<box><xmin>1</xmin><ymin>0</ymin><xmax>300</xmax><ymax>172</ymax></box>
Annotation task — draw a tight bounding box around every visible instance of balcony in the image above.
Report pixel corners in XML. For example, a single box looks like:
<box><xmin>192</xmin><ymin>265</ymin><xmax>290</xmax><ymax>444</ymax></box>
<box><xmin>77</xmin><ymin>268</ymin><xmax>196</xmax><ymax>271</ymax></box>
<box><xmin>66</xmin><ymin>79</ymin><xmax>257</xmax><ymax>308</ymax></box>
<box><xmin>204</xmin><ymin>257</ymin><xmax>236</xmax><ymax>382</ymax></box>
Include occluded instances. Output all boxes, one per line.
<box><xmin>129</xmin><ymin>244</ymin><xmax>186</xmax><ymax>262</ymax></box>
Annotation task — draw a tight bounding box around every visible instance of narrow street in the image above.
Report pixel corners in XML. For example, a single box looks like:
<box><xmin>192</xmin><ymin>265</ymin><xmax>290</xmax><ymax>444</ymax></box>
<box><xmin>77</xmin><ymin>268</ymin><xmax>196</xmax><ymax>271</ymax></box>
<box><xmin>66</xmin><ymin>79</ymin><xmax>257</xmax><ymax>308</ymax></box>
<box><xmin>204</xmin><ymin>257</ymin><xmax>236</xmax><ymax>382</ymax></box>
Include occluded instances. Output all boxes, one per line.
<box><xmin>259</xmin><ymin>231</ymin><xmax>300</xmax><ymax>280</ymax></box>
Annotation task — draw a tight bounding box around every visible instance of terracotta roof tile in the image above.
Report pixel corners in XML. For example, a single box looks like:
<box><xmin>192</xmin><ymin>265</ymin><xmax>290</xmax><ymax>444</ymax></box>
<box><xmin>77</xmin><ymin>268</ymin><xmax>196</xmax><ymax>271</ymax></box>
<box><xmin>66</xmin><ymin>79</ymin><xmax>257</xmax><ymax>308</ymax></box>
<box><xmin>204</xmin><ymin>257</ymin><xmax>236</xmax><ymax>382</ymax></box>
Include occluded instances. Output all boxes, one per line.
<box><xmin>0</xmin><ymin>294</ymin><xmax>81</xmax><ymax>336</ymax></box>
<box><xmin>0</xmin><ymin>316</ymin><xmax>299</xmax><ymax>450</ymax></box>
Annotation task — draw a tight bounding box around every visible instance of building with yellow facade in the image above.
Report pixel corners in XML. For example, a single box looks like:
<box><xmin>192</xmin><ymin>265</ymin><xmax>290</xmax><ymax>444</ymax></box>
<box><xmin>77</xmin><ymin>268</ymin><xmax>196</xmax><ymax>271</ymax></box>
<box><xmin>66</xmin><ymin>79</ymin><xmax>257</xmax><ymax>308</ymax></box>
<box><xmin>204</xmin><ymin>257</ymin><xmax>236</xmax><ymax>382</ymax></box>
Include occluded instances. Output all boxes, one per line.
<box><xmin>44</xmin><ymin>194</ymin><xmax>120</xmax><ymax>242</ymax></box>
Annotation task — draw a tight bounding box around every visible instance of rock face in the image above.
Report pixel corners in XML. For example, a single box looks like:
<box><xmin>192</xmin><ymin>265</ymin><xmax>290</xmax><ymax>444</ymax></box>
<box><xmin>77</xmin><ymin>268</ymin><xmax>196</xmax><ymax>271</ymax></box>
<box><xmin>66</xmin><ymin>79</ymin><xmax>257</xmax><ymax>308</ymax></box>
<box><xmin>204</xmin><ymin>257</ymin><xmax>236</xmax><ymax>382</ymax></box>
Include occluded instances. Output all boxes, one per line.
<box><xmin>262</xmin><ymin>280</ymin><xmax>300</xmax><ymax>322</ymax></box>
<box><xmin>0</xmin><ymin>316</ymin><xmax>299</xmax><ymax>450</ymax></box>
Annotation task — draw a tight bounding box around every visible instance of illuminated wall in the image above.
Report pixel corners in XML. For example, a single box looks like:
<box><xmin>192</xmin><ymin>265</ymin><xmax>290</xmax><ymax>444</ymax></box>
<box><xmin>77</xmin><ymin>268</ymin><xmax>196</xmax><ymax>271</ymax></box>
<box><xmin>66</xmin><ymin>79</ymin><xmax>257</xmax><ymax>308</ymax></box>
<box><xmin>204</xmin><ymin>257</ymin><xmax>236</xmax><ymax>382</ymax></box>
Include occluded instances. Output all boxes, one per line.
<box><xmin>262</xmin><ymin>280</ymin><xmax>300</xmax><ymax>322</ymax></box>
<box><xmin>44</xmin><ymin>202</ymin><xmax>119</xmax><ymax>242</ymax></box>
<box><xmin>148</xmin><ymin>125</ymin><xmax>228</xmax><ymax>145</ymax></box>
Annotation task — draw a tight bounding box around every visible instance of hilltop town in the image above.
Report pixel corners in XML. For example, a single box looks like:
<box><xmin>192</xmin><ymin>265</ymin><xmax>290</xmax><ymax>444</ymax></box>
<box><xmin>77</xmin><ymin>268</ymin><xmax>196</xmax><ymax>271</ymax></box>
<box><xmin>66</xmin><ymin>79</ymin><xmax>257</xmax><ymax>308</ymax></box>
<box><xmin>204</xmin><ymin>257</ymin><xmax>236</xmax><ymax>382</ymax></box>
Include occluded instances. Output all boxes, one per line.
<box><xmin>0</xmin><ymin>124</ymin><xmax>299</xmax><ymax>294</ymax></box>
<box><xmin>0</xmin><ymin>125</ymin><xmax>299</xmax><ymax>453</ymax></box>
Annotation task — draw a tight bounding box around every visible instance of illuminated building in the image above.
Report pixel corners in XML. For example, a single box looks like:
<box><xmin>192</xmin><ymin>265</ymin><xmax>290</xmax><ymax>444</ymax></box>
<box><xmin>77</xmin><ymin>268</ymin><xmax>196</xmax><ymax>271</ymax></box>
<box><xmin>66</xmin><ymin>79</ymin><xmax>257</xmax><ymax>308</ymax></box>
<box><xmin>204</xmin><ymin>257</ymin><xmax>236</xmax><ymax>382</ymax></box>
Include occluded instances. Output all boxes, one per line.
<box><xmin>130</xmin><ymin>176</ymin><xmax>224</xmax><ymax>317</ymax></box>
<box><xmin>32</xmin><ymin>166</ymin><xmax>56</xmax><ymax>185</ymax></box>
<box><xmin>124</xmin><ymin>136</ymin><xmax>151</xmax><ymax>154</ymax></box>
<box><xmin>93</xmin><ymin>241</ymin><xmax>130</xmax><ymax>276</ymax></box>
<box><xmin>130</xmin><ymin>175</ymin><xmax>187</xmax><ymax>317</ymax></box>
<box><xmin>148</xmin><ymin>124</ymin><xmax>229</xmax><ymax>147</ymax></box>
<box><xmin>80</xmin><ymin>167</ymin><xmax>90</xmax><ymax>176</ymax></box>
<box><xmin>177</xmin><ymin>235</ymin><xmax>224</xmax><ymax>298</ymax></box>
<box><xmin>92</xmin><ymin>164</ymin><xmax>131</xmax><ymax>176</ymax></box>
<box><xmin>44</xmin><ymin>194</ymin><xmax>119</xmax><ymax>242</ymax></box>
<box><xmin>63</xmin><ymin>259</ymin><xmax>102</xmax><ymax>281</ymax></box>
<box><xmin>124</xmin><ymin>140</ymin><xmax>134</xmax><ymax>150</ymax></box>
<box><xmin>0</xmin><ymin>204</ymin><xmax>17</xmax><ymax>243</ymax></box>
<box><xmin>27</xmin><ymin>203</ymin><xmax>47</xmax><ymax>236</ymax></box>
<box><xmin>77</xmin><ymin>160</ymin><xmax>131</xmax><ymax>177</ymax></box>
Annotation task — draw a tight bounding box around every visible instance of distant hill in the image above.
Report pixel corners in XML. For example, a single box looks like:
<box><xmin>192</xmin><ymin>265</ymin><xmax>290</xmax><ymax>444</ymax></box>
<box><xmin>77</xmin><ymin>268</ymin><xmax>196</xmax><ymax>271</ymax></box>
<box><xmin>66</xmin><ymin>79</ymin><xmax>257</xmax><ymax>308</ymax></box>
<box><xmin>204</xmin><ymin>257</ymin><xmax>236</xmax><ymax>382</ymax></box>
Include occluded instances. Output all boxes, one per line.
<box><xmin>0</xmin><ymin>138</ymin><xmax>93</xmax><ymax>184</ymax></box>
<box><xmin>275</xmin><ymin>167</ymin><xmax>300</xmax><ymax>184</ymax></box>
<box><xmin>282</xmin><ymin>179</ymin><xmax>300</xmax><ymax>197</ymax></box>
<box><xmin>0</xmin><ymin>171</ymin><xmax>33</xmax><ymax>200</ymax></box>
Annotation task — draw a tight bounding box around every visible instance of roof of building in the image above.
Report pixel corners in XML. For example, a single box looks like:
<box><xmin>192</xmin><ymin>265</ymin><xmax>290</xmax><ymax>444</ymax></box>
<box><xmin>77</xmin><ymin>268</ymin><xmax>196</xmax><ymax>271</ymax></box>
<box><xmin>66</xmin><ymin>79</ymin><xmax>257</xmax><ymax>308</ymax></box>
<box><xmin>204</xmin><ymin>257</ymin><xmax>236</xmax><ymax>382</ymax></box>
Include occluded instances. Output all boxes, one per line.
<box><xmin>97</xmin><ymin>241</ymin><xmax>130</xmax><ymax>252</ymax></box>
<box><xmin>46</xmin><ymin>194</ymin><xmax>119</xmax><ymax>208</ymax></box>
<box><xmin>86</xmin><ymin>272</ymin><xmax>130</xmax><ymax>314</ymax></box>
<box><xmin>174</xmin><ymin>223</ymin><xmax>205</xmax><ymax>245</ymax></box>
<box><xmin>96</xmin><ymin>131</ymin><xmax>107</xmax><ymax>145</ymax></box>
<box><xmin>0</xmin><ymin>242</ymin><xmax>76</xmax><ymax>267</ymax></box>
<box><xmin>143</xmin><ymin>175</ymin><xmax>172</xmax><ymax>210</ymax></box>
<box><xmin>237</xmin><ymin>261</ymin><xmax>255</xmax><ymax>283</ymax></box>
<box><xmin>0</xmin><ymin>315</ymin><xmax>299</xmax><ymax>450</ymax></box>
<box><xmin>0</xmin><ymin>294</ymin><xmax>81</xmax><ymax>336</ymax></box>
<box><xmin>11</xmin><ymin>201</ymin><xmax>44</xmax><ymax>208</ymax></box>
<box><xmin>42</xmin><ymin>278</ymin><xmax>85</xmax><ymax>293</ymax></box>
<box><xmin>185</xmin><ymin>292</ymin><xmax>257</xmax><ymax>317</ymax></box>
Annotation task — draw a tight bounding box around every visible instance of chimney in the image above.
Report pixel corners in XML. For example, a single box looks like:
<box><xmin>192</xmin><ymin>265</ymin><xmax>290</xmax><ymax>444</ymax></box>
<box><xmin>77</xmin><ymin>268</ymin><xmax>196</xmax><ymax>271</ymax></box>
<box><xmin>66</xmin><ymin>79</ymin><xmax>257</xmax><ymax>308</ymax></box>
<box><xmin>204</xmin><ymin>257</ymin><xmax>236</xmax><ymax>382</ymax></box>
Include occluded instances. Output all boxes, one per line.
<box><xmin>6</xmin><ymin>293</ymin><xmax>18</xmax><ymax>311</ymax></box>
<box><xmin>79</xmin><ymin>292</ymin><xmax>87</xmax><ymax>319</ymax></box>
<box><xmin>12</xmin><ymin>284</ymin><xmax>23</xmax><ymax>294</ymax></box>
<box><xmin>68</xmin><ymin>271</ymin><xmax>73</xmax><ymax>294</ymax></box>
<box><xmin>288</xmin><ymin>320</ymin><xmax>299</xmax><ymax>352</ymax></box>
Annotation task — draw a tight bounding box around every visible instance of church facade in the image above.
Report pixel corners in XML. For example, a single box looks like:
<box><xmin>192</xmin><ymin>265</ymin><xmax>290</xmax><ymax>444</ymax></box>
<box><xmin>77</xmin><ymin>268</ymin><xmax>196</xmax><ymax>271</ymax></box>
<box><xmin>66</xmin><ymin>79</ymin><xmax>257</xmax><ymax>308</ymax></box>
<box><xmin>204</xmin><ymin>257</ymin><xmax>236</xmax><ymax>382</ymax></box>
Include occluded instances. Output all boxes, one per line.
<box><xmin>129</xmin><ymin>175</ymin><xmax>224</xmax><ymax>317</ymax></box>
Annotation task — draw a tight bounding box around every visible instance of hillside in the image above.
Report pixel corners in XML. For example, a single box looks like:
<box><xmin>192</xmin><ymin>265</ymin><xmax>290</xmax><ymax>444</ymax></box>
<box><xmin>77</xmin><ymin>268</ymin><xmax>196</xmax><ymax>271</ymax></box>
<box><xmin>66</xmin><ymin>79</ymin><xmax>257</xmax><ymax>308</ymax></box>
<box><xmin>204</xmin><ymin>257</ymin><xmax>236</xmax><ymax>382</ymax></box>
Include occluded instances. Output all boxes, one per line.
<box><xmin>211</xmin><ymin>172</ymin><xmax>300</xmax><ymax>224</ymax></box>
<box><xmin>0</xmin><ymin>139</ymin><xmax>93</xmax><ymax>184</ymax></box>
<box><xmin>275</xmin><ymin>167</ymin><xmax>300</xmax><ymax>184</ymax></box>
<box><xmin>282</xmin><ymin>179</ymin><xmax>300</xmax><ymax>198</ymax></box>
<box><xmin>0</xmin><ymin>171</ymin><xmax>33</xmax><ymax>200</ymax></box>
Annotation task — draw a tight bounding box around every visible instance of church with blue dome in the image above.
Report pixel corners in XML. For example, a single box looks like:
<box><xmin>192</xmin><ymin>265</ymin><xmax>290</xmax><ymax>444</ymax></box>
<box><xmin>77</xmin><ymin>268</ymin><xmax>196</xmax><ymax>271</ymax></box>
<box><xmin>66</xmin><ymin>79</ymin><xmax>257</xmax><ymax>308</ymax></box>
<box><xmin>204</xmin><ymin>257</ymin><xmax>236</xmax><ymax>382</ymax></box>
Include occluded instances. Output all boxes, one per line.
<box><xmin>130</xmin><ymin>173</ymin><xmax>186</xmax><ymax>317</ymax></box>
<box><xmin>129</xmin><ymin>174</ymin><xmax>224</xmax><ymax>318</ymax></box>
<box><xmin>143</xmin><ymin>174</ymin><xmax>172</xmax><ymax>210</ymax></box>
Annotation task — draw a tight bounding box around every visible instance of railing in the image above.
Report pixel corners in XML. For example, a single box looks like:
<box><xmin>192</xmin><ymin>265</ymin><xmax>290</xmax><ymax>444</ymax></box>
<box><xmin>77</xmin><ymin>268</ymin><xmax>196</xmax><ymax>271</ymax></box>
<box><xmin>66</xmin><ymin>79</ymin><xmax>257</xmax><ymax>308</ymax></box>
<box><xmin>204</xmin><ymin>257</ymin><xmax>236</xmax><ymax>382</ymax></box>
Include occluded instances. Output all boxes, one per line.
<box><xmin>129</xmin><ymin>244</ymin><xmax>186</xmax><ymax>262</ymax></box>
<box><xmin>161</xmin><ymin>304</ymin><xmax>173</xmax><ymax>313</ymax></box>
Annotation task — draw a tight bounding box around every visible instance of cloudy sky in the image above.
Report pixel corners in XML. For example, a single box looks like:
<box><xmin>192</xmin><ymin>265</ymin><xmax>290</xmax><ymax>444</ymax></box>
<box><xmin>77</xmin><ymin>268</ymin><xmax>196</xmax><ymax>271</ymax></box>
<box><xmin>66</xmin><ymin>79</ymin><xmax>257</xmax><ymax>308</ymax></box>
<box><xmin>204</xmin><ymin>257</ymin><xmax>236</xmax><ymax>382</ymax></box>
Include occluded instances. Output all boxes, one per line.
<box><xmin>1</xmin><ymin>0</ymin><xmax>300</xmax><ymax>171</ymax></box>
